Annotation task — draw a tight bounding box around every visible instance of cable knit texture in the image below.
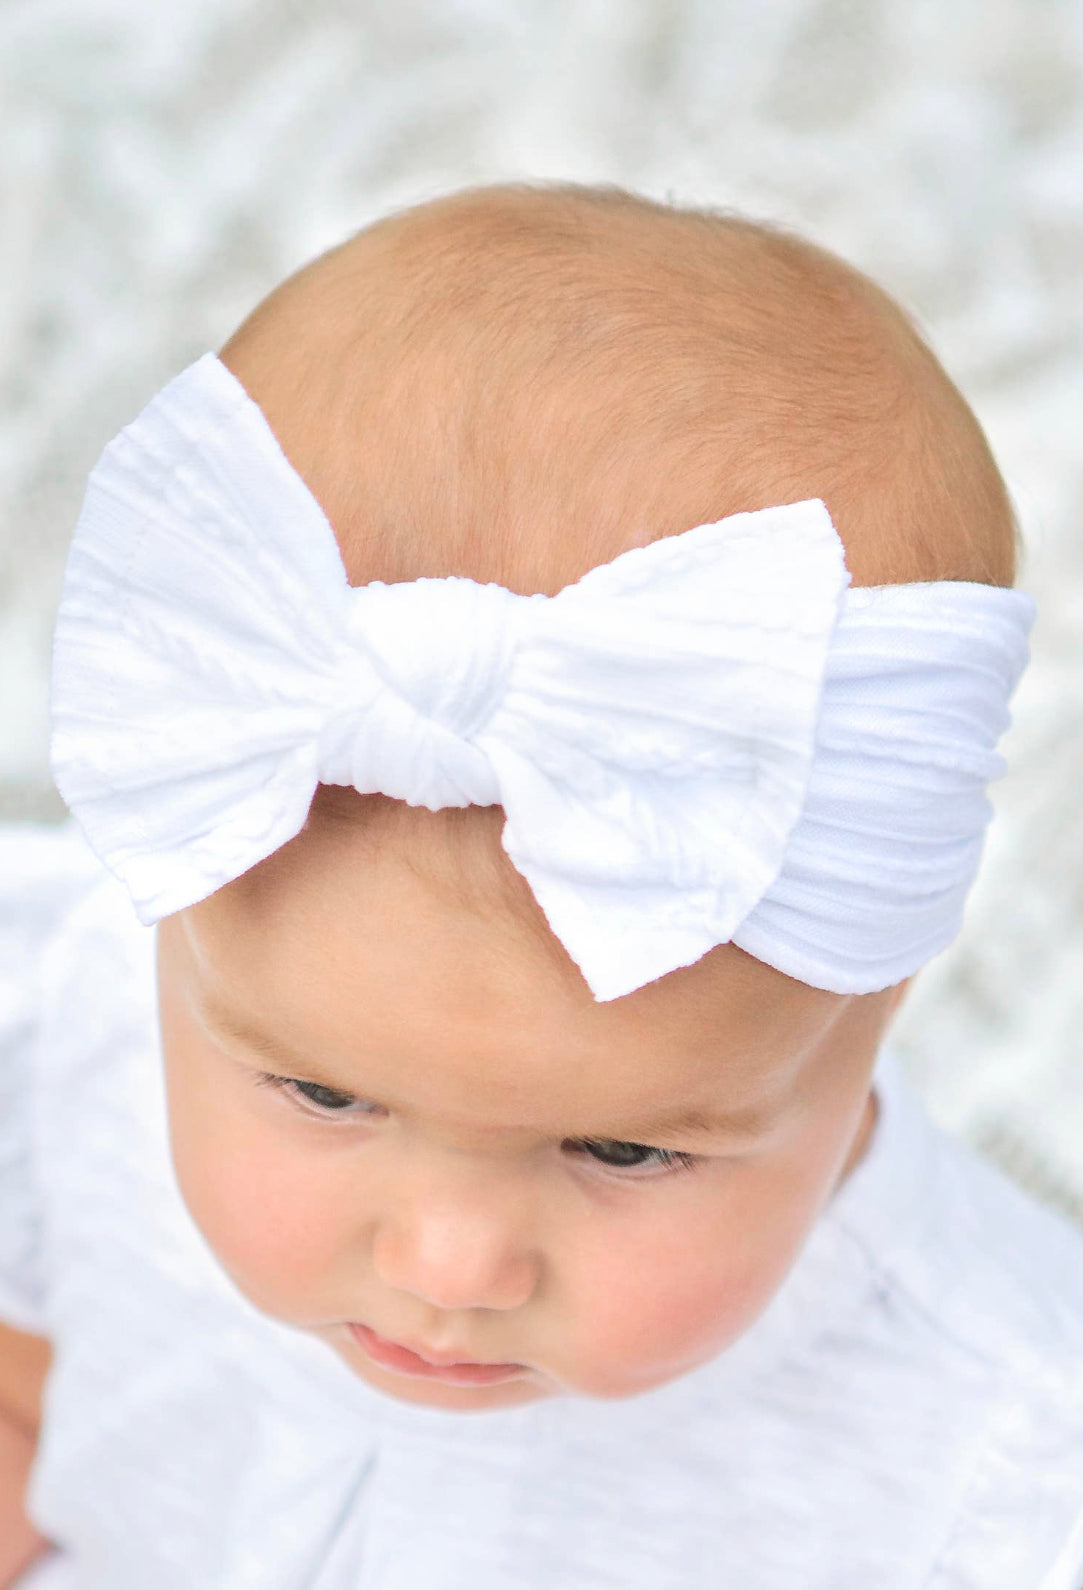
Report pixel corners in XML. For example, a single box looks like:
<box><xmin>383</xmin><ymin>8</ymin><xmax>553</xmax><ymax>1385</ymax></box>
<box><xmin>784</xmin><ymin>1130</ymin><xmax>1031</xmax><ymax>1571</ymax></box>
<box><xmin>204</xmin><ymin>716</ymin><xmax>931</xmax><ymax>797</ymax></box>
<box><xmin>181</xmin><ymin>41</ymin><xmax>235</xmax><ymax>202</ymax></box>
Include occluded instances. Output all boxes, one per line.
<box><xmin>49</xmin><ymin>354</ymin><xmax>1034</xmax><ymax>1000</ymax></box>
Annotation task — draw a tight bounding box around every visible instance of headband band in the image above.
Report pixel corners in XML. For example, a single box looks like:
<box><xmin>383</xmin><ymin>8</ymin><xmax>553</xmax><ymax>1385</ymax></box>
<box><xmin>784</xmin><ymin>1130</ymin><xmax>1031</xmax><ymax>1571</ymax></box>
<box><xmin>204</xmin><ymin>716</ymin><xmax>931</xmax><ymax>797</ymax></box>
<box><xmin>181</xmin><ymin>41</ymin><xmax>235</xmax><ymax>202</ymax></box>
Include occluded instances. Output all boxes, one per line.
<box><xmin>48</xmin><ymin>354</ymin><xmax>1034</xmax><ymax>1000</ymax></box>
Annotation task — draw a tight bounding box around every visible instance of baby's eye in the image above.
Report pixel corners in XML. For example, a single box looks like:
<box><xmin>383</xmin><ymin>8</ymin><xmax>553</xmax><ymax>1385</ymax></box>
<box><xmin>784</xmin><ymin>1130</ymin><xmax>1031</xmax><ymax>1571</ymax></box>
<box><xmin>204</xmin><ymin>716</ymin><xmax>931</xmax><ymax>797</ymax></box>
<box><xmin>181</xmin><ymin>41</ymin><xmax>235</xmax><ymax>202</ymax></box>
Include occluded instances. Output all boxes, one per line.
<box><xmin>254</xmin><ymin>1071</ymin><xmax>377</xmax><ymax>1118</ymax></box>
<box><xmin>292</xmin><ymin>1080</ymin><xmax>359</xmax><ymax>1112</ymax></box>
<box><xmin>568</xmin><ymin>1137</ymin><xmax>696</xmax><ymax>1175</ymax></box>
<box><xmin>254</xmin><ymin>1072</ymin><xmax>696</xmax><ymax>1173</ymax></box>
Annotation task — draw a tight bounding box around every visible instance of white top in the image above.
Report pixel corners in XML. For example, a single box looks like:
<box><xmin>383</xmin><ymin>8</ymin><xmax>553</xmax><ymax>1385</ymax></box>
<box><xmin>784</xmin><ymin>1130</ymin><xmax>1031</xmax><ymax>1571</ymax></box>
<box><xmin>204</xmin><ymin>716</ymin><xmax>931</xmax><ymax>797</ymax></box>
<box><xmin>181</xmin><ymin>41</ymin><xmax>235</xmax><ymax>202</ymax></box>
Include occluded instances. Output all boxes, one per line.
<box><xmin>2</xmin><ymin>819</ymin><xmax>1083</xmax><ymax>1590</ymax></box>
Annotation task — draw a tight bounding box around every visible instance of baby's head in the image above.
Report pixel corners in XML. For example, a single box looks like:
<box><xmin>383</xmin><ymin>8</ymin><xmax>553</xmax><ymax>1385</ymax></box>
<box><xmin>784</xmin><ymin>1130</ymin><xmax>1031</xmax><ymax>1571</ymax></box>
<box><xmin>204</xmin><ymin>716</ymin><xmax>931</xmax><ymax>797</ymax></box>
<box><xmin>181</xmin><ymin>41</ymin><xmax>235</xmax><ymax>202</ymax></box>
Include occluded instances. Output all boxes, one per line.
<box><xmin>128</xmin><ymin>183</ymin><xmax>1016</xmax><ymax>1412</ymax></box>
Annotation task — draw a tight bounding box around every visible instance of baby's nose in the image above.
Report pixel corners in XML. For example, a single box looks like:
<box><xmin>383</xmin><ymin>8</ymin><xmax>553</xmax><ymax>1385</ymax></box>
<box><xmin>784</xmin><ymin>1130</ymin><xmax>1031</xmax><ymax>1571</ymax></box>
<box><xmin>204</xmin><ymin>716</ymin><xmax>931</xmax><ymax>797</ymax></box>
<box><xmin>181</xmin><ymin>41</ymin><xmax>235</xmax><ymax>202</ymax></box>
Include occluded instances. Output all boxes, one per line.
<box><xmin>370</xmin><ymin>1170</ymin><xmax>541</xmax><ymax>1313</ymax></box>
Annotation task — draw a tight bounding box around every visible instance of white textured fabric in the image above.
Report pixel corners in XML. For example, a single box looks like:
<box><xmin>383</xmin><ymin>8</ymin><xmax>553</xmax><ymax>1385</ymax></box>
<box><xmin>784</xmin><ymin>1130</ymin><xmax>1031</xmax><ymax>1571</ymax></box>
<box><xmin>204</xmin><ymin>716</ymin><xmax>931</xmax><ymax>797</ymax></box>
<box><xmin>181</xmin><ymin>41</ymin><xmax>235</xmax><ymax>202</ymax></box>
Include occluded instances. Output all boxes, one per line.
<box><xmin>49</xmin><ymin>354</ymin><xmax>1035</xmax><ymax>1001</ymax></box>
<box><xmin>0</xmin><ymin>823</ymin><xmax>106</xmax><ymax>1335</ymax></box>
<box><xmin>3</xmin><ymin>821</ymin><xmax>1083</xmax><ymax>1589</ymax></box>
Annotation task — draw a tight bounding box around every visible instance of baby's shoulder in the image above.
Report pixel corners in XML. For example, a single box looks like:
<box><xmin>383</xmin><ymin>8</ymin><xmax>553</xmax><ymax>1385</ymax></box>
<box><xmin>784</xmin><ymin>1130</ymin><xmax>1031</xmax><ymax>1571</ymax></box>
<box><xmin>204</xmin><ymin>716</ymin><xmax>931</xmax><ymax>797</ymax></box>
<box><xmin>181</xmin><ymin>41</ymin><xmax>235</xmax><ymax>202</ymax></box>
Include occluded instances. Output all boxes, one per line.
<box><xmin>0</xmin><ymin>818</ymin><xmax>119</xmax><ymax>1027</ymax></box>
<box><xmin>834</xmin><ymin>1054</ymin><xmax>1083</xmax><ymax>1391</ymax></box>
<box><xmin>0</xmin><ymin>817</ymin><xmax>149</xmax><ymax>1070</ymax></box>
<box><xmin>926</xmin><ymin>1126</ymin><xmax>1083</xmax><ymax>1375</ymax></box>
<box><xmin>0</xmin><ymin>819</ymin><xmax>135</xmax><ymax>1334</ymax></box>
<box><xmin>0</xmin><ymin>817</ymin><xmax>109</xmax><ymax>951</ymax></box>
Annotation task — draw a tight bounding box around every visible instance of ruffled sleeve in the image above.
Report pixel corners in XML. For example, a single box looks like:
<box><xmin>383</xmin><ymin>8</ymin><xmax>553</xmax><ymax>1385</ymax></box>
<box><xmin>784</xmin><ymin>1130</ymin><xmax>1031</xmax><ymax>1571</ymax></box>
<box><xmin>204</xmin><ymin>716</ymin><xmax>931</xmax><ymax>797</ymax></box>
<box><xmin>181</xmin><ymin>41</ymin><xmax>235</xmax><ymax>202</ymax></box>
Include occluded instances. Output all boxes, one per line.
<box><xmin>0</xmin><ymin>818</ymin><xmax>106</xmax><ymax>1334</ymax></box>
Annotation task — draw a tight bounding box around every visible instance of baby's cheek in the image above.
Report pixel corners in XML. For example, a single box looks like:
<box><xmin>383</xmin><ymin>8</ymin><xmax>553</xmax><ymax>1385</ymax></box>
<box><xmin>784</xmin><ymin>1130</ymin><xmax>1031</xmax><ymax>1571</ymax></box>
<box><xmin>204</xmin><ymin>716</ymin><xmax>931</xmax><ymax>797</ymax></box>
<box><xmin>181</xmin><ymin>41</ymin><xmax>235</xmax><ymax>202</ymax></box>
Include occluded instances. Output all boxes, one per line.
<box><xmin>573</xmin><ymin>1252</ymin><xmax>762</xmax><ymax>1396</ymax></box>
<box><xmin>564</xmin><ymin>1190</ymin><xmax>795</xmax><ymax>1398</ymax></box>
<box><xmin>169</xmin><ymin>1099</ymin><xmax>348</xmax><ymax>1323</ymax></box>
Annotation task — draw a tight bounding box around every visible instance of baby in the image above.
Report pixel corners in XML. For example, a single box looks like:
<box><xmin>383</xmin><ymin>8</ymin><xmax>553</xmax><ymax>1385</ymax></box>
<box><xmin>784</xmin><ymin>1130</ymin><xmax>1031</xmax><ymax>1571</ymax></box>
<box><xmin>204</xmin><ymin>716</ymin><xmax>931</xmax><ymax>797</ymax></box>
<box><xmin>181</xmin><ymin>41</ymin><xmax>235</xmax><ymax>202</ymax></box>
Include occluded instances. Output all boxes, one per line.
<box><xmin>2</xmin><ymin>182</ymin><xmax>1082</xmax><ymax>1588</ymax></box>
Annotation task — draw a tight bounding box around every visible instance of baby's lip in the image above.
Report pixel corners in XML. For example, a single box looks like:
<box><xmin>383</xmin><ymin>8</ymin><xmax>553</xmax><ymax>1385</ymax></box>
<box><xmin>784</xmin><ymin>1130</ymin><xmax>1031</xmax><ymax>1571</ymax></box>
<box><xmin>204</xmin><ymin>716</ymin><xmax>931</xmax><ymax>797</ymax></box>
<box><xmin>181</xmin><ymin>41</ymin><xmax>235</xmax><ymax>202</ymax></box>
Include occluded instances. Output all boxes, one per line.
<box><xmin>376</xmin><ymin>1327</ymin><xmax>494</xmax><ymax>1367</ymax></box>
<box><xmin>347</xmin><ymin>1321</ymin><xmax>528</xmax><ymax>1383</ymax></box>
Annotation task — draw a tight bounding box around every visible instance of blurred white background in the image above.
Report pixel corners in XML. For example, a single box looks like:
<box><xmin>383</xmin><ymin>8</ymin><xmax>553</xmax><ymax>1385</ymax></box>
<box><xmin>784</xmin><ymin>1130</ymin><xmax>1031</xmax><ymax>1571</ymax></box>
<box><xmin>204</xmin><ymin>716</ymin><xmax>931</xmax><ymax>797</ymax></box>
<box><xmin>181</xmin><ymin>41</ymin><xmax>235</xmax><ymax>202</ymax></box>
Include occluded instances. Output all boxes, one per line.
<box><xmin>1</xmin><ymin>0</ymin><xmax>1081</xmax><ymax>1218</ymax></box>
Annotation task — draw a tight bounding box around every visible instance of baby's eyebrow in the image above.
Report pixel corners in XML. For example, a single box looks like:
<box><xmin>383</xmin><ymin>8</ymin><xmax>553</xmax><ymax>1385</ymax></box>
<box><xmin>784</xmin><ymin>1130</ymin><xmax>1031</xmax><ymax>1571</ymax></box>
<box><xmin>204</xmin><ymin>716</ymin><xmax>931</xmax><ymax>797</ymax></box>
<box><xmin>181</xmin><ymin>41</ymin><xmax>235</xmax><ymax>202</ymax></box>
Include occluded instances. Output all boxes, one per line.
<box><xmin>196</xmin><ymin>996</ymin><xmax>321</xmax><ymax>1076</ymax></box>
<box><xmin>196</xmin><ymin>995</ymin><xmax>779</xmax><ymax>1144</ymax></box>
<box><xmin>611</xmin><ymin>1099</ymin><xmax>784</xmax><ymax>1143</ymax></box>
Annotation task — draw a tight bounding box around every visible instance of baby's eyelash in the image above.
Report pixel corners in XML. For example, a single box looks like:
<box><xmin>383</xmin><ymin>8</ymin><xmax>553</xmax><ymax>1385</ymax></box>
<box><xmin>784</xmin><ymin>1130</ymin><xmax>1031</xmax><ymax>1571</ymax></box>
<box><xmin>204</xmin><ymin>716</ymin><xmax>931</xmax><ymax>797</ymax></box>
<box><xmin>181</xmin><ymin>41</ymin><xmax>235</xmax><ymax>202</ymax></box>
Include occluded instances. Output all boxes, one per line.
<box><xmin>253</xmin><ymin>1070</ymin><xmax>370</xmax><ymax>1116</ymax></box>
<box><xmin>568</xmin><ymin>1139</ymin><xmax>699</xmax><ymax>1176</ymax></box>
<box><xmin>252</xmin><ymin>1071</ymin><xmax>700</xmax><ymax>1176</ymax></box>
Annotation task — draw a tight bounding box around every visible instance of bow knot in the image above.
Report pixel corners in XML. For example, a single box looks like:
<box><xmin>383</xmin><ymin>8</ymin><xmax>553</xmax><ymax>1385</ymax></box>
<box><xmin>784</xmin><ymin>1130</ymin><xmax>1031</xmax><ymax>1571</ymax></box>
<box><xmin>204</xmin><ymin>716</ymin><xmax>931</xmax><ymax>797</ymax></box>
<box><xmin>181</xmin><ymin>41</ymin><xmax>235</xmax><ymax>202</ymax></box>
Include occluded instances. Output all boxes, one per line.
<box><xmin>316</xmin><ymin>577</ymin><xmax>526</xmax><ymax>809</ymax></box>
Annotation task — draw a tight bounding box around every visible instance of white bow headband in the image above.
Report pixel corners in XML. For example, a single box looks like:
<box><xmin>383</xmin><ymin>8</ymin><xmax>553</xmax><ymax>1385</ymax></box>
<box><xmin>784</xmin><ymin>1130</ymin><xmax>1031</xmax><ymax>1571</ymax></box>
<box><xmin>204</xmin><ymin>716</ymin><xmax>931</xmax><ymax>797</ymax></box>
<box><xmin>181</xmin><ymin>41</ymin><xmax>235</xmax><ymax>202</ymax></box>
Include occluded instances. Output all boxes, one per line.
<box><xmin>49</xmin><ymin>353</ymin><xmax>1034</xmax><ymax>1001</ymax></box>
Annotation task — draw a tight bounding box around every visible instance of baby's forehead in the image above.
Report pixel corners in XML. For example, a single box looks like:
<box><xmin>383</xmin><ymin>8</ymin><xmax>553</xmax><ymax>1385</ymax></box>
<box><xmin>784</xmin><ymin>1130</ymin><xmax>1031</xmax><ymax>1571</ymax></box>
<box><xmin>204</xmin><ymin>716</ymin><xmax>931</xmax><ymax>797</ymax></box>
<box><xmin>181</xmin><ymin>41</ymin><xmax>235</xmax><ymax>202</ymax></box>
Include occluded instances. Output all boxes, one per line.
<box><xmin>177</xmin><ymin>798</ymin><xmax>848</xmax><ymax>1138</ymax></box>
<box><xmin>220</xmin><ymin>184</ymin><xmax>1013</xmax><ymax>598</ymax></box>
